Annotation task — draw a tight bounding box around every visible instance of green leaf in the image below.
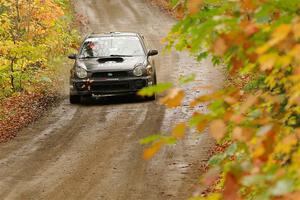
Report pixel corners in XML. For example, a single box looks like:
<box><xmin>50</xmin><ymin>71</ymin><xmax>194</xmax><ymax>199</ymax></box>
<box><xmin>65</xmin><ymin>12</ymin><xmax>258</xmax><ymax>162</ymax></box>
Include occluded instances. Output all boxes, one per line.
<box><xmin>179</xmin><ymin>74</ymin><xmax>196</xmax><ymax>85</ymax></box>
<box><xmin>209</xmin><ymin>153</ymin><xmax>225</xmax><ymax>166</ymax></box>
<box><xmin>139</xmin><ymin>134</ymin><xmax>161</xmax><ymax>145</ymax></box>
<box><xmin>225</xmin><ymin>143</ymin><xmax>237</xmax><ymax>156</ymax></box>
<box><xmin>163</xmin><ymin>137</ymin><xmax>177</xmax><ymax>144</ymax></box>
<box><xmin>138</xmin><ymin>83</ymin><xmax>173</xmax><ymax>97</ymax></box>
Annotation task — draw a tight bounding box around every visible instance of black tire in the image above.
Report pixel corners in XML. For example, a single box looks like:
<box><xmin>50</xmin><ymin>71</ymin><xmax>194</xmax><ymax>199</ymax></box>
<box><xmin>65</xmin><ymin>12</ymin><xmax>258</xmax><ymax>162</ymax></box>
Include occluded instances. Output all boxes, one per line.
<box><xmin>153</xmin><ymin>72</ymin><xmax>157</xmax><ymax>85</ymax></box>
<box><xmin>69</xmin><ymin>95</ymin><xmax>81</xmax><ymax>104</ymax></box>
<box><xmin>80</xmin><ymin>95</ymin><xmax>92</xmax><ymax>104</ymax></box>
<box><xmin>148</xmin><ymin>72</ymin><xmax>157</xmax><ymax>101</ymax></box>
<box><xmin>147</xmin><ymin>95</ymin><xmax>156</xmax><ymax>101</ymax></box>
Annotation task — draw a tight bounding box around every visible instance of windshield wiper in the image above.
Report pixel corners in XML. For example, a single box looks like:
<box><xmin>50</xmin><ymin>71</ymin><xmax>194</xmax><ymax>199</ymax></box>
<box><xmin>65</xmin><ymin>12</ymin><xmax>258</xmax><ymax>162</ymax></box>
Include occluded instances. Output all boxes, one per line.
<box><xmin>109</xmin><ymin>54</ymin><xmax>133</xmax><ymax>57</ymax></box>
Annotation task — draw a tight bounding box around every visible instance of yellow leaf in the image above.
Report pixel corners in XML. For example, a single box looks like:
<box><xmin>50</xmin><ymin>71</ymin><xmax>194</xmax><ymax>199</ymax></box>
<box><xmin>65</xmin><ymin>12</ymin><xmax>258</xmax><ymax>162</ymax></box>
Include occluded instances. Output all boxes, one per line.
<box><xmin>271</xmin><ymin>24</ymin><xmax>291</xmax><ymax>43</ymax></box>
<box><xmin>252</xmin><ymin>145</ymin><xmax>265</xmax><ymax>159</ymax></box>
<box><xmin>277</xmin><ymin>55</ymin><xmax>292</xmax><ymax>68</ymax></box>
<box><xmin>293</xmin><ymin>22</ymin><xmax>300</xmax><ymax>39</ymax></box>
<box><xmin>258</xmin><ymin>53</ymin><xmax>278</xmax><ymax>71</ymax></box>
<box><xmin>159</xmin><ymin>88</ymin><xmax>185</xmax><ymax>108</ymax></box>
<box><xmin>256</xmin><ymin>43</ymin><xmax>271</xmax><ymax>55</ymax></box>
<box><xmin>275</xmin><ymin>134</ymin><xmax>297</xmax><ymax>154</ymax></box>
<box><xmin>209</xmin><ymin>119</ymin><xmax>226</xmax><ymax>140</ymax></box>
<box><xmin>172</xmin><ymin>122</ymin><xmax>187</xmax><ymax>139</ymax></box>
<box><xmin>256</xmin><ymin>24</ymin><xmax>292</xmax><ymax>54</ymax></box>
<box><xmin>289</xmin><ymin>44</ymin><xmax>300</xmax><ymax>63</ymax></box>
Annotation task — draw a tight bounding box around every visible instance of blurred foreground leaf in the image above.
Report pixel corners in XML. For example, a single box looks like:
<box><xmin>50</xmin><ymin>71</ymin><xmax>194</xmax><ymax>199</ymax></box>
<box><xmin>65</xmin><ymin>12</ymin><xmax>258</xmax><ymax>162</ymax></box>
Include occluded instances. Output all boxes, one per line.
<box><xmin>138</xmin><ymin>83</ymin><xmax>173</xmax><ymax>97</ymax></box>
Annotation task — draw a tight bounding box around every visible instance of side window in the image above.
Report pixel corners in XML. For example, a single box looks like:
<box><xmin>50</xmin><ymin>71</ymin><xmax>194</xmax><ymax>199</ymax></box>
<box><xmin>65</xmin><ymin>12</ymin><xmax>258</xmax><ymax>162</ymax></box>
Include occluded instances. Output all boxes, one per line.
<box><xmin>140</xmin><ymin>35</ymin><xmax>150</xmax><ymax>52</ymax></box>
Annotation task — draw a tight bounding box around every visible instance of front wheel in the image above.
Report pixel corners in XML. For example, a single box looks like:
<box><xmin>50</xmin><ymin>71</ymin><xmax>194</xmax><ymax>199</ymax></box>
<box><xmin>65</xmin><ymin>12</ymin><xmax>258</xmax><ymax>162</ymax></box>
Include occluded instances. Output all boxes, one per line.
<box><xmin>148</xmin><ymin>73</ymin><xmax>157</xmax><ymax>101</ymax></box>
<box><xmin>69</xmin><ymin>95</ymin><xmax>81</xmax><ymax>104</ymax></box>
<box><xmin>147</xmin><ymin>95</ymin><xmax>156</xmax><ymax>101</ymax></box>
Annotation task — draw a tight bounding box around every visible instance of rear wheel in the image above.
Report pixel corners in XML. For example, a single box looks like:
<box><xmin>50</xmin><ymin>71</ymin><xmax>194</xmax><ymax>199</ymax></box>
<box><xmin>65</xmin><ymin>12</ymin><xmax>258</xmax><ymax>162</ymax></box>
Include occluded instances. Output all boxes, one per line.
<box><xmin>69</xmin><ymin>95</ymin><xmax>81</xmax><ymax>104</ymax></box>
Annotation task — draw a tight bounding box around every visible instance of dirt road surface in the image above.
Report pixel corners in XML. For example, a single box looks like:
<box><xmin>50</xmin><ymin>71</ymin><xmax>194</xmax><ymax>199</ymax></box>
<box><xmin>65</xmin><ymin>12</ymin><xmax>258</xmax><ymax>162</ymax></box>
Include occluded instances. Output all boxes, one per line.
<box><xmin>0</xmin><ymin>1</ymin><xmax>224</xmax><ymax>199</ymax></box>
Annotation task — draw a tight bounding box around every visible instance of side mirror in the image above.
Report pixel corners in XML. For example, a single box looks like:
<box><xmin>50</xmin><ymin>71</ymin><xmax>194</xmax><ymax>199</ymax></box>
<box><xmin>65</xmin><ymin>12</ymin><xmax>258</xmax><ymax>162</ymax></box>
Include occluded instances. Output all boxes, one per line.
<box><xmin>68</xmin><ymin>54</ymin><xmax>77</xmax><ymax>59</ymax></box>
<box><xmin>147</xmin><ymin>50</ymin><xmax>158</xmax><ymax>57</ymax></box>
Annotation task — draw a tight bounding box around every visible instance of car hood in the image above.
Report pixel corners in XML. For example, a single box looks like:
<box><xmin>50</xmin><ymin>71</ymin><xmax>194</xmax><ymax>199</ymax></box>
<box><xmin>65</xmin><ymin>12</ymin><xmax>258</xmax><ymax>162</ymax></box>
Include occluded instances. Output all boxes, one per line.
<box><xmin>76</xmin><ymin>56</ymin><xmax>146</xmax><ymax>72</ymax></box>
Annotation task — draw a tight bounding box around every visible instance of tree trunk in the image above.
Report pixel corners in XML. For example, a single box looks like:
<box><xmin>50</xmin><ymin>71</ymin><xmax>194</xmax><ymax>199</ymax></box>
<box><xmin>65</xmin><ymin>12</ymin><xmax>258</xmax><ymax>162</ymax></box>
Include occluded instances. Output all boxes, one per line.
<box><xmin>10</xmin><ymin>59</ymin><xmax>15</xmax><ymax>91</ymax></box>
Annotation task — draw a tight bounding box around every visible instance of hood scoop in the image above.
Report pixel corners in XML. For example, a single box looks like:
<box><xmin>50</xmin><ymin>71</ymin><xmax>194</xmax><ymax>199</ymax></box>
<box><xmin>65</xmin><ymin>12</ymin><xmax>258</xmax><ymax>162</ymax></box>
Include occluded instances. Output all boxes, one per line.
<box><xmin>97</xmin><ymin>57</ymin><xmax>124</xmax><ymax>63</ymax></box>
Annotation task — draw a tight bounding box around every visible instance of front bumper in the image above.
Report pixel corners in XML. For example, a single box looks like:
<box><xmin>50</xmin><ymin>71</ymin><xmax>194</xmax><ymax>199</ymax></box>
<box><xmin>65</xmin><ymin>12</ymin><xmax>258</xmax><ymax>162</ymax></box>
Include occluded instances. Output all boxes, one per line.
<box><xmin>70</xmin><ymin>76</ymin><xmax>154</xmax><ymax>96</ymax></box>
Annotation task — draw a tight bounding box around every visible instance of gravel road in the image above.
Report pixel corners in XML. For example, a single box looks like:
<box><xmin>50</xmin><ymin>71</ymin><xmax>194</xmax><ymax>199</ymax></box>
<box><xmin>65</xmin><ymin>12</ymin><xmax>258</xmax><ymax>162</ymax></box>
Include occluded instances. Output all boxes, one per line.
<box><xmin>0</xmin><ymin>1</ymin><xmax>224</xmax><ymax>199</ymax></box>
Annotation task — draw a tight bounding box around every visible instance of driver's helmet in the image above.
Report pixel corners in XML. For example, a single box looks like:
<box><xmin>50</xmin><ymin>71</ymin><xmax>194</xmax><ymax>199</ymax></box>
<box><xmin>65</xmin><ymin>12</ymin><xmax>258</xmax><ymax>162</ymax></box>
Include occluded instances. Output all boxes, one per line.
<box><xmin>87</xmin><ymin>41</ymin><xmax>96</xmax><ymax>49</ymax></box>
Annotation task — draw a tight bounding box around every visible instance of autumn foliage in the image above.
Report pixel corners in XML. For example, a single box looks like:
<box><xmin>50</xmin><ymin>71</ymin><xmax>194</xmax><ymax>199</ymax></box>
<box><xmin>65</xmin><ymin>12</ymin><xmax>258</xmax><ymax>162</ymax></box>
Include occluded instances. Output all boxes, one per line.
<box><xmin>0</xmin><ymin>0</ymin><xmax>79</xmax><ymax>98</ymax></box>
<box><xmin>140</xmin><ymin>0</ymin><xmax>300</xmax><ymax>199</ymax></box>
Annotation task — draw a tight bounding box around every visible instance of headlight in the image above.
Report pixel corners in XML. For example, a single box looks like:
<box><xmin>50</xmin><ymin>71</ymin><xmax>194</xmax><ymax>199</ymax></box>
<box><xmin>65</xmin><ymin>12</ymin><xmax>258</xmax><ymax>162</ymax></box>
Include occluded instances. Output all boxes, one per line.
<box><xmin>75</xmin><ymin>67</ymin><xmax>88</xmax><ymax>79</ymax></box>
<box><xmin>133</xmin><ymin>65</ymin><xmax>144</xmax><ymax>76</ymax></box>
<box><xmin>146</xmin><ymin>65</ymin><xmax>153</xmax><ymax>75</ymax></box>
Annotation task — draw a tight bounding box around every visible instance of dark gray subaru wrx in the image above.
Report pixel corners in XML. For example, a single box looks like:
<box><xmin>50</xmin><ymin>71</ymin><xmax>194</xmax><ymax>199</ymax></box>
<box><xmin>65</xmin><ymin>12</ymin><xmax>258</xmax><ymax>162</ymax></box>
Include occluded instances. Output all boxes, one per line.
<box><xmin>68</xmin><ymin>32</ymin><xmax>158</xmax><ymax>104</ymax></box>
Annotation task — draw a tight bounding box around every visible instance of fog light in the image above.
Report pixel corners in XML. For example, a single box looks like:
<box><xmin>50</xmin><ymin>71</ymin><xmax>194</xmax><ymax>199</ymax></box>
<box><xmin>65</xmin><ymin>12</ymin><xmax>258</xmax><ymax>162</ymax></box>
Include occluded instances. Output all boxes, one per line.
<box><xmin>76</xmin><ymin>82</ymin><xmax>85</xmax><ymax>90</ymax></box>
<box><xmin>135</xmin><ymin>80</ymin><xmax>145</xmax><ymax>89</ymax></box>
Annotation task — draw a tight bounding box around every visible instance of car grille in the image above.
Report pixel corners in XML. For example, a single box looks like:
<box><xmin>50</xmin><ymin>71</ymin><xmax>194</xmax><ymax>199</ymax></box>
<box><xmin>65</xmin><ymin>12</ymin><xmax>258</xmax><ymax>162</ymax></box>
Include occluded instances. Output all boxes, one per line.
<box><xmin>91</xmin><ymin>82</ymin><xmax>130</xmax><ymax>91</ymax></box>
<box><xmin>91</xmin><ymin>71</ymin><xmax>129</xmax><ymax>78</ymax></box>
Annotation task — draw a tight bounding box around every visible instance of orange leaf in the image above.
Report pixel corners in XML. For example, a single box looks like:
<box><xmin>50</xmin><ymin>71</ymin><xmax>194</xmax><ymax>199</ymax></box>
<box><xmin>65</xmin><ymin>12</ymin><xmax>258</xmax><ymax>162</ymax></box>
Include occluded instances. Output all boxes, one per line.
<box><xmin>202</xmin><ymin>167</ymin><xmax>220</xmax><ymax>186</ymax></box>
<box><xmin>224</xmin><ymin>96</ymin><xmax>238</xmax><ymax>104</ymax></box>
<box><xmin>190</xmin><ymin>92</ymin><xmax>221</xmax><ymax>107</ymax></box>
<box><xmin>196</xmin><ymin>120</ymin><xmax>208</xmax><ymax>133</ymax></box>
<box><xmin>213</xmin><ymin>37</ymin><xmax>227</xmax><ymax>56</ymax></box>
<box><xmin>296</xmin><ymin>128</ymin><xmax>300</xmax><ymax>139</ymax></box>
<box><xmin>172</xmin><ymin>122</ymin><xmax>187</xmax><ymax>139</ymax></box>
<box><xmin>143</xmin><ymin>141</ymin><xmax>163</xmax><ymax>160</ymax></box>
<box><xmin>209</xmin><ymin>119</ymin><xmax>226</xmax><ymax>140</ymax></box>
<box><xmin>240</xmin><ymin>94</ymin><xmax>259</xmax><ymax>114</ymax></box>
<box><xmin>240</xmin><ymin>0</ymin><xmax>257</xmax><ymax>12</ymax></box>
<box><xmin>275</xmin><ymin>192</ymin><xmax>300</xmax><ymax>200</ymax></box>
<box><xmin>257</xmin><ymin>24</ymin><xmax>292</xmax><ymax>54</ymax></box>
<box><xmin>187</xmin><ymin>0</ymin><xmax>202</xmax><ymax>15</ymax></box>
<box><xmin>270</xmin><ymin>24</ymin><xmax>292</xmax><ymax>46</ymax></box>
<box><xmin>223</xmin><ymin>173</ymin><xmax>240</xmax><ymax>200</ymax></box>
<box><xmin>230</xmin><ymin>57</ymin><xmax>244</xmax><ymax>74</ymax></box>
<box><xmin>244</xmin><ymin>22</ymin><xmax>259</xmax><ymax>36</ymax></box>
<box><xmin>230</xmin><ymin>114</ymin><xmax>244</xmax><ymax>124</ymax></box>
<box><xmin>232</xmin><ymin>127</ymin><xmax>252</xmax><ymax>142</ymax></box>
<box><xmin>159</xmin><ymin>88</ymin><xmax>185</xmax><ymax>108</ymax></box>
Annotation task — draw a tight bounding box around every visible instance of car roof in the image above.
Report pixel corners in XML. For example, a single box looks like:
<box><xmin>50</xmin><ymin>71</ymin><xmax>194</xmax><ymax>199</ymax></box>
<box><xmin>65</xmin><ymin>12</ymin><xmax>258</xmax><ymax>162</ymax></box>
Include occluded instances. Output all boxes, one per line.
<box><xmin>86</xmin><ymin>32</ymin><xmax>143</xmax><ymax>39</ymax></box>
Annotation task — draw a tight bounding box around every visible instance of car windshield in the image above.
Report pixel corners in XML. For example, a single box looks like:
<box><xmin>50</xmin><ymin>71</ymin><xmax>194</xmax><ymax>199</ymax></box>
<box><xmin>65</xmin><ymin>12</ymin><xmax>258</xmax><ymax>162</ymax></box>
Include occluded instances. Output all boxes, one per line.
<box><xmin>79</xmin><ymin>36</ymin><xmax>145</xmax><ymax>58</ymax></box>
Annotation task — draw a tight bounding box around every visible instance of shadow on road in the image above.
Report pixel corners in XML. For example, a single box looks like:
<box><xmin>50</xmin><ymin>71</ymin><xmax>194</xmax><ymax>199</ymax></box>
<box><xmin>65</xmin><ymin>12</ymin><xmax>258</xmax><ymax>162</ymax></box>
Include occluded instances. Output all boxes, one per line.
<box><xmin>79</xmin><ymin>95</ymin><xmax>155</xmax><ymax>106</ymax></box>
